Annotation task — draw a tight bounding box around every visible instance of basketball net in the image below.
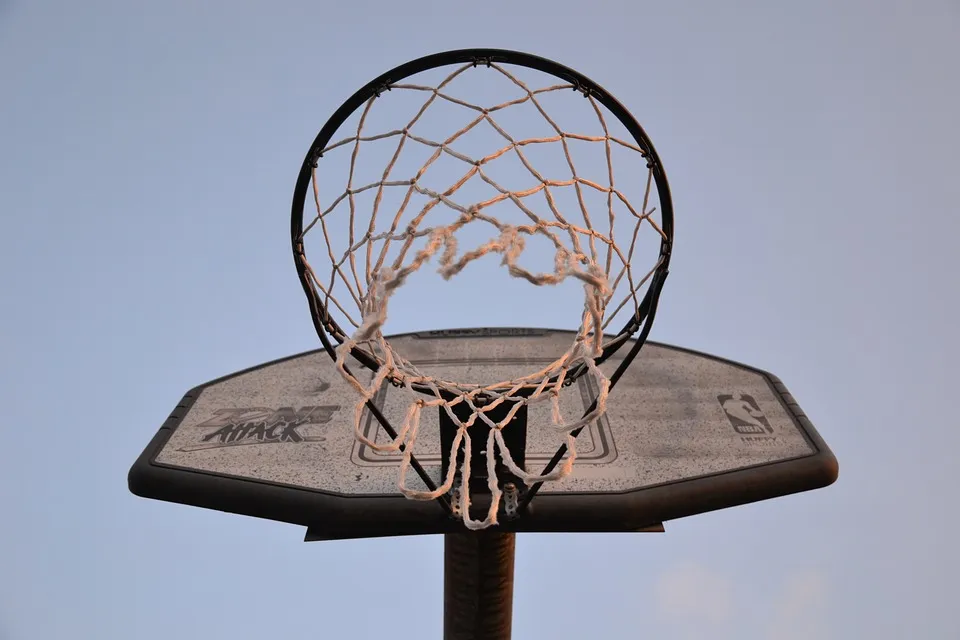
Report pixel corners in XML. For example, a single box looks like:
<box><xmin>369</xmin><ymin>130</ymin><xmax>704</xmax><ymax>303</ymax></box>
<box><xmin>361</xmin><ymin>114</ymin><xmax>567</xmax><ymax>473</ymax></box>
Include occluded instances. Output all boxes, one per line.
<box><xmin>299</xmin><ymin>62</ymin><xmax>666</xmax><ymax>529</ymax></box>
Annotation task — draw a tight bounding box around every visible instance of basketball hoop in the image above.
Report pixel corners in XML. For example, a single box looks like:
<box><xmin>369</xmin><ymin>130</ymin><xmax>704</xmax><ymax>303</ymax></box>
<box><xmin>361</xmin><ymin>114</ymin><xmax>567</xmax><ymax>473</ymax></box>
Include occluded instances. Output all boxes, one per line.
<box><xmin>291</xmin><ymin>49</ymin><xmax>673</xmax><ymax>529</ymax></box>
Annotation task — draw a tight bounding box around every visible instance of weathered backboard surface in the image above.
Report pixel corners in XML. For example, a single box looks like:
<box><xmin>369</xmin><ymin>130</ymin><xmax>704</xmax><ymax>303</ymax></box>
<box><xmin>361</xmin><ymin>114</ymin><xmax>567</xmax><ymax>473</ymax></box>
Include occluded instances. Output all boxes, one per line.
<box><xmin>129</xmin><ymin>328</ymin><xmax>837</xmax><ymax>539</ymax></box>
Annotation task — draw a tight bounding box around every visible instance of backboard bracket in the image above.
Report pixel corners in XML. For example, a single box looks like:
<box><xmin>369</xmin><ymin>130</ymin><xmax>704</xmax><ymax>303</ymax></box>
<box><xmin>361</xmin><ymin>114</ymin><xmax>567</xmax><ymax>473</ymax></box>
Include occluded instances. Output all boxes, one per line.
<box><xmin>439</xmin><ymin>398</ymin><xmax>529</xmax><ymax>520</ymax></box>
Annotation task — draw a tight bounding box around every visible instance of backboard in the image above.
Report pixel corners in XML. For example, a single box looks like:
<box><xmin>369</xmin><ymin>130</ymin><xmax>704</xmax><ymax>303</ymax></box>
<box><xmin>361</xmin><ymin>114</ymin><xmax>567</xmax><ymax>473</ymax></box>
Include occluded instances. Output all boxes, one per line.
<box><xmin>129</xmin><ymin>328</ymin><xmax>837</xmax><ymax>540</ymax></box>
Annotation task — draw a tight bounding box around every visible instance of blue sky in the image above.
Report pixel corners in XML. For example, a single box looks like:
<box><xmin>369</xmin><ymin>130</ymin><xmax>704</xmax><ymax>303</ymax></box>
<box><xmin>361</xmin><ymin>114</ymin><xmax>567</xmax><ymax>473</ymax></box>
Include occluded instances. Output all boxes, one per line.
<box><xmin>1</xmin><ymin>1</ymin><xmax>957</xmax><ymax>638</ymax></box>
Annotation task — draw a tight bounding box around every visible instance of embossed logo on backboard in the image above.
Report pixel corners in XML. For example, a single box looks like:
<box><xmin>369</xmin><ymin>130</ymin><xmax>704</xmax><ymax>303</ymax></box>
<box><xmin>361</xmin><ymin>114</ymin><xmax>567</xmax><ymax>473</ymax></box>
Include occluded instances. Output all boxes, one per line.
<box><xmin>717</xmin><ymin>394</ymin><xmax>773</xmax><ymax>435</ymax></box>
<box><xmin>180</xmin><ymin>406</ymin><xmax>339</xmax><ymax>452</ymax></box>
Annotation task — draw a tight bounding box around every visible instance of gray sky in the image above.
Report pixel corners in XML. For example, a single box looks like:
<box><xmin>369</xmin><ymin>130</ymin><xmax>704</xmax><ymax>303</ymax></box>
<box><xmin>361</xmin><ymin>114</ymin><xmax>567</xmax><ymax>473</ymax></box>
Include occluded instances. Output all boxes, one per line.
<box><xmin>1</xmin><ymin>1</ymin><xmax>958</xmax><ymax>638</ymax></box>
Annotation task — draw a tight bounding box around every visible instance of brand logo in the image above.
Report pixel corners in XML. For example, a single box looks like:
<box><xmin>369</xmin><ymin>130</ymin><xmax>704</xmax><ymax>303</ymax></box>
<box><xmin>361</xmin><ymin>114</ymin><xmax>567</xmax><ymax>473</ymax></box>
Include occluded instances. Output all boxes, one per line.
<box><xmin>717</xmin><ymin>394</ymin><xmax>773</xmax><ymax>435</ymax></box>
<box><xmin>420</xmin><ymin>327</ymin><xmax>549</xmax><ymax>339</ymax></box>
<box><xmin>180</xmin><ymin>406</ymin><xmax>339</xmax><ymax>452</ymax></box>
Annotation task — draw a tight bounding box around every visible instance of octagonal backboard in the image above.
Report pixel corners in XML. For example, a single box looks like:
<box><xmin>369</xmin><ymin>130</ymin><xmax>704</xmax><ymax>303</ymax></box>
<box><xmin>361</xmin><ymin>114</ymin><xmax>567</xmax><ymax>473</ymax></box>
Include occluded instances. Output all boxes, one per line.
<box><xmin>129</xmin><ymin>328</ymin><xmax>837</xmax><ymax>539</ymax></box>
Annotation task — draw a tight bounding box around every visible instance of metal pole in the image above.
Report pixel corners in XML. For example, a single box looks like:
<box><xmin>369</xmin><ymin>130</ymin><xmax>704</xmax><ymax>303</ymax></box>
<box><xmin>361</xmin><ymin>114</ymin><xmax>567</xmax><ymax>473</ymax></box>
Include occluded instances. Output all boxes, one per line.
<box><xmin>443</xmin><ymin>531</ymin><xmax>516</xmax><ymax>640</ymax></box>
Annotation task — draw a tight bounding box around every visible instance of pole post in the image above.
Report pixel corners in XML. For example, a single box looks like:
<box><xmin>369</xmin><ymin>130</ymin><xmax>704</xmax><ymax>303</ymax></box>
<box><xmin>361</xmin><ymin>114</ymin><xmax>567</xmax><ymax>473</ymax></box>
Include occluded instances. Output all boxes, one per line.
<box><xmin>443</xmin><ymin>530</ymin><xmax>516</xmax><ymax>640</ymax></box>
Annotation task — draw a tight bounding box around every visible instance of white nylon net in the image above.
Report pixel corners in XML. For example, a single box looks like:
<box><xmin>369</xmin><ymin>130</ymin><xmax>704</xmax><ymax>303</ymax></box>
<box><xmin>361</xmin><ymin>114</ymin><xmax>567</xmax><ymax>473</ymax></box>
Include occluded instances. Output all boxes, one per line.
<box><xmin>298</xmin><ymin>61</ymin><xmax>668</xmax><ymax>529</ymax></box>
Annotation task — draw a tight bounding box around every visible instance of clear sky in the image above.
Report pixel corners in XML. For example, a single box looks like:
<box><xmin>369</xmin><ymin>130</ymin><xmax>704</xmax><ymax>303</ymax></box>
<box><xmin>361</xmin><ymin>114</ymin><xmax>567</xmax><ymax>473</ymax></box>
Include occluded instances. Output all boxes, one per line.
<box><xmin>1</xmin><ymin>1</ymin><xmax>957</xmax><ymax>638</ymax></box>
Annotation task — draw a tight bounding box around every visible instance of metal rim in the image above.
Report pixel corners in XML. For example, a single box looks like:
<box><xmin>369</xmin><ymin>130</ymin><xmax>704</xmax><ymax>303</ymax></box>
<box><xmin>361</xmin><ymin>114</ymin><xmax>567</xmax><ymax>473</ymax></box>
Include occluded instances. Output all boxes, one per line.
<box><xmin>291</xmin><ymin>48</ymin><xmax>674</xmax><ymax>381</ymax></box>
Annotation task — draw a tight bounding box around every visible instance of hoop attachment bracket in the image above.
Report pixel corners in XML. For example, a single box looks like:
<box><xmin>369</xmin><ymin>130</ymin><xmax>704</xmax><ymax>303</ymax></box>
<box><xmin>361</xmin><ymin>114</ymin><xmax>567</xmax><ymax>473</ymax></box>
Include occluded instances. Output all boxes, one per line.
<box><xmin>438</xmin><ymin>397</ymin><xmax>528</xmax><ymax>520</ymax></box>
